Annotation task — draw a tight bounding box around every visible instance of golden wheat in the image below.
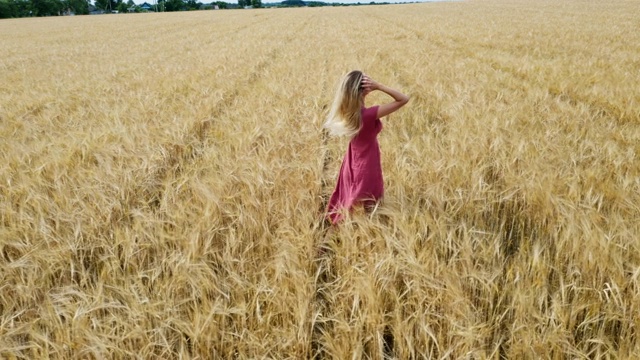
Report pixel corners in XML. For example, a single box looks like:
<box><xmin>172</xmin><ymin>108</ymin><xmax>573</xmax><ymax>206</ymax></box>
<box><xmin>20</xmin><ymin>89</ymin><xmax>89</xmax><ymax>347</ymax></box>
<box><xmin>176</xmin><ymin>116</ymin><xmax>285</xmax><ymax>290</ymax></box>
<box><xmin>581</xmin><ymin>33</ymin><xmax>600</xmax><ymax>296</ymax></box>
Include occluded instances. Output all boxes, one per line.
<box><xmin>1</xmin><ymin>0</ymin><xmax>639</xmax><ymax>358</ymax></box>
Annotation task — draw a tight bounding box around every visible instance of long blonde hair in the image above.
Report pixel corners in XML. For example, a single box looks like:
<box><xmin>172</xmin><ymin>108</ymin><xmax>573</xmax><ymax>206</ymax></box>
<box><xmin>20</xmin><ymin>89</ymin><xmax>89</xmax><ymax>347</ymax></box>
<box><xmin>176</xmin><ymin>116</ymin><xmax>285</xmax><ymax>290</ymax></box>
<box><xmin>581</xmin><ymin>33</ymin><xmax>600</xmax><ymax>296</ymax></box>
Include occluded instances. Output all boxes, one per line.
<box><xmin>324</xmin><ymin>70</ymin><xmax>364</xmax><ymax>137</ymax></box>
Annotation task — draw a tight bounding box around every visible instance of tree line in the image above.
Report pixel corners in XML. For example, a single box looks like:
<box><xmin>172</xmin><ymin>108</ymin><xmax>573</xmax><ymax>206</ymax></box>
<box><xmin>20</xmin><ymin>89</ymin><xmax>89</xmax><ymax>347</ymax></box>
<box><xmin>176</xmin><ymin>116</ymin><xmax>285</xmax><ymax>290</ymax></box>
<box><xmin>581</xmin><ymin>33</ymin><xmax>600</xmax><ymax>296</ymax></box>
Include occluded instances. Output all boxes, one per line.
<box><xmin>0</xmin><ymin>0</ymin><xmax>394</xmax><ymax>18</ymax></box>
<box><xmin>0</xmin><ymin>0</ymin><xmax>89</xmax><ymax>17</ymax></box>
<box><xmin>93</xmin><ymin>0</ymin><xmax>230</xmax><ymax>13</ymax></box>
<box><xmin>0</xmin><ymin>0</ymin><xmax>259</xmax><ymax>17</ymax></box>
<box><xmin>237</xmin><ymin>0</ymin><xmax>260</xmax><ymax>7</ymax></box>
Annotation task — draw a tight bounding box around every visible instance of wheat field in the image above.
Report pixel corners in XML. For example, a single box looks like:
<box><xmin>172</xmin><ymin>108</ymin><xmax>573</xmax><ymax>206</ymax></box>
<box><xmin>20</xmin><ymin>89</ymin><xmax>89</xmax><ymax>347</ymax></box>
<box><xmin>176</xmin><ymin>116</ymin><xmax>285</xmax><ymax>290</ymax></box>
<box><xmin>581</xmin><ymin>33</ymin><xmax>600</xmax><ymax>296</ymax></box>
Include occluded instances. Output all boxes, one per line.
<box><xmin>1</xmin><ymin>0</ymin><xmax>639</xmax><ymax>358</ymax></box>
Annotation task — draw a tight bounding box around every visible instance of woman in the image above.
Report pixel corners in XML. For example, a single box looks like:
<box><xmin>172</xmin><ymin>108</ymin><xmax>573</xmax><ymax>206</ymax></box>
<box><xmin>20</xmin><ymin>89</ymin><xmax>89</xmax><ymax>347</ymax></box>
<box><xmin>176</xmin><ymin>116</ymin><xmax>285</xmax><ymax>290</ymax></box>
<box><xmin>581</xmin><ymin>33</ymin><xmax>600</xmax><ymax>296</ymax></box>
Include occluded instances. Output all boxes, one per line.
<box><xmin>324</xmin><ymin>70</ymin><xmax>409</xmax><ymax>224</ymax></box>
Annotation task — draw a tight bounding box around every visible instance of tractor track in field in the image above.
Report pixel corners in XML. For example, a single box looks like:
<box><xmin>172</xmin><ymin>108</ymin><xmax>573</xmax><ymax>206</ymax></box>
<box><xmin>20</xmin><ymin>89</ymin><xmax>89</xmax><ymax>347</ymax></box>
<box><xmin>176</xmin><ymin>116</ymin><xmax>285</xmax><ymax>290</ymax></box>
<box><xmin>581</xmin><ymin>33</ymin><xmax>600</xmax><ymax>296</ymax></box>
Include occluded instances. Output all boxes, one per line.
<box><xmin>118</xmin><ymin>15</ymin><xmax>314</xmax><ymax>217</ymax></box>
<box><xmin>359</xmin><ymin>12</ymin><xmax>636</xmax><ymax>358</ymax></box>
<box><xmin>143</xmin><ymin>44</ymin><xmax>281</xmax><ymax>211</ymax></box>
<box><xmin>380</xmin><ymin>14</ymin><xmax>635</xmax><ymax>126</ymax></box>
<box><xmin>83</xmin><ymin>14</ymin><xmax>314</xmax><ymax>244</ymax></box>
<box><xmin>365</xmin><ymin>3</ymin><xmax>635</xmax><ymax>125</ymax></box>
<box><xmin>360</xmin><ymin>9</ymin><xmax>424</xmax><ymax>41</ymax></box>
<box><xmin>381</xmin><ymin>14</ymin><xmax>640</xmax><ymax>358</ymax></box>
<box><xmin>311</xmin><ymin>56</ymin><xmax>334</xmax><ymax>360</ymax></box>
<box><xmin>310</xmin><ymin>39</ymin><xmax>401</xmax><ymax>357</ymax></box>
<box><xmin>91</xmin><ymin>14</ymin><xmax>315</xmax><ymax>357</ymax></box>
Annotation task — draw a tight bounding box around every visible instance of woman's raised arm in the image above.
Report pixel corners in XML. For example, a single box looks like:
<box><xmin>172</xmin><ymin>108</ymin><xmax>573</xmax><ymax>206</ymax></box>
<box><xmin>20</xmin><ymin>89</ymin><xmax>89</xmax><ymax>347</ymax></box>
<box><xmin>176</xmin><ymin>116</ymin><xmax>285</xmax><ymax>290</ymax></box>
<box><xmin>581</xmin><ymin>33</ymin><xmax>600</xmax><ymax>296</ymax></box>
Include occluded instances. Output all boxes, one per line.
<box><xmin>361</xmin><ymin>75</ymin><xmax>409</xmax><ymax>119</ymax></box>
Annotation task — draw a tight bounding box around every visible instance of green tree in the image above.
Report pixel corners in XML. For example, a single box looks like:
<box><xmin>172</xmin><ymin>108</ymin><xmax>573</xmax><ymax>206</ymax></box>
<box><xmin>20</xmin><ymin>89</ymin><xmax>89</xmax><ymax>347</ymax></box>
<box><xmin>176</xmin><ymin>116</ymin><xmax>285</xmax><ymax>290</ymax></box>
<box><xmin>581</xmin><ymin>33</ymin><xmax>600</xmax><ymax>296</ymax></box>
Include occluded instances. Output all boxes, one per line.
<box><xmin>0</xmin><ymin>0</ymin><xmax>16</xmax><ymax>18</ymax></box>
<box><xmin>32</xmin><ymin>0</ymin><xmax>63</xmax><ymax>15</ymax></box>
<box><xmin>250</xmin><ymin>0</ymin><xmax>260</xmax><ymax>7</ymax></box>
<box><xmin>94</xmin><ymin>0</ymin><xmax>107</xmax><ymax>10</ymax></box>
<box><xmin>280</xmin><ymin>0</ymin><xmax>303</xmax><ymax>6</ymax></box>
<box><xmin>124</xmin><ymin>0</ymin><xmax>138</xmax><ymax>11</ymax></box>
<box><xmin>95</xmin><ymin>0</ymin><xmax>121</xmax><ymax>12</ymax></box>
<box><xmin>15</xmin><ymin>0</ymin><xmax>33</xmax><ymax>16</ymax></box>
<box><xmin>95</xmin><ymin>0</ymin><xmax>110</xmax><ymax>11</ymax></box>
<box><xmin>164</xmin><ymin>0</ymin><xmax>183</xmax><ymax>11</ymax></box>
<box><xmin>64</xmin><ymin>0</ymin><xmax>88</xmax><ymax>14</ymax></box>
<box><xmin>186</xmin><ymin>0</ymin><xmax>200</xmax><ymax>10</ymax></box>
<box><xmin>215</xmin><ymin>0</ymin><xmax>226</xmax><ymax>8</ymax></box>
<box><xmin>237</xmin><ymin>0</ymin><xmax>245</xmax><ymax>7</ymax></box>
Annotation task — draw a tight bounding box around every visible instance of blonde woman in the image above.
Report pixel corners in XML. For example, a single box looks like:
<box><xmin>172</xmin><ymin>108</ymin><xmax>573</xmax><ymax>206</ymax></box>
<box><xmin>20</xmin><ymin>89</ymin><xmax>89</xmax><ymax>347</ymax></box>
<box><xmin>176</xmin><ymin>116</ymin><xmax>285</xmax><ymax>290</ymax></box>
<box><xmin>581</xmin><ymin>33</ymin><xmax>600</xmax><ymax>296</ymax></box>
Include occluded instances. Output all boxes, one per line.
<box><xmin>324</xmin><ymin>70</ymin><xmax>409</xmax><ymax>224</ymax></box>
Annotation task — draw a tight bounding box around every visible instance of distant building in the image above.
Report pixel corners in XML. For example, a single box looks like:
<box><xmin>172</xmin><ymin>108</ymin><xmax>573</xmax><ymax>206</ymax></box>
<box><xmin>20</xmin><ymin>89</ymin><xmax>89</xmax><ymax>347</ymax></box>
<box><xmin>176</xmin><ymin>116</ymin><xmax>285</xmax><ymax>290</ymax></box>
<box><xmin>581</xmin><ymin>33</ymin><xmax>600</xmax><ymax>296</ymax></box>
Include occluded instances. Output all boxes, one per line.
<box><xmin>140</xmin><ymin>2</ymin><xmax>153</xmax><ymax>10</ymax></box>
<box><xmin>89</xmin><ymin>4</ymin><xmax>105</xmax><ymax>14</ymax></box>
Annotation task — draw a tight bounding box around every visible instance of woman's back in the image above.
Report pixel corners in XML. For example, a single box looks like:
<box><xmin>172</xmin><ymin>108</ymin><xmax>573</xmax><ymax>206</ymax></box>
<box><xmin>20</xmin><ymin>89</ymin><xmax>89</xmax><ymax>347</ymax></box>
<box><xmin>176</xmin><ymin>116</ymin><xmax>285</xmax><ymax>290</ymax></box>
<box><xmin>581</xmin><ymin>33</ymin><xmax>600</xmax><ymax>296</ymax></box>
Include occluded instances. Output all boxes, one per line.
<box><xmin>324</xmin><ymin>71</ymin><xmax>409</xmax><ymax>224</ymax></box>
<box><xmin>327</xmin><ymin>106</ymin><xmax>384</xmax><ymax>223</ymax></box>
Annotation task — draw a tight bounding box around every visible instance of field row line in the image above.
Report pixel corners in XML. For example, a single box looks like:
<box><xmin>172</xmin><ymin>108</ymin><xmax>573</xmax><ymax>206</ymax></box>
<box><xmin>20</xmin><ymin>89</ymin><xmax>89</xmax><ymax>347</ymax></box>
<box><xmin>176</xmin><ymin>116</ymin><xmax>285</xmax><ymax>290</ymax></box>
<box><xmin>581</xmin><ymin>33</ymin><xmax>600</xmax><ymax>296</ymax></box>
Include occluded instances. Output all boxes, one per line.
<box><xmin>366</xmin><ymin>8</ymin><xmax>636</xmax><ymax>127</ymax></box>
<box><xmin>90</xmin><ymin>13</ymin><xmax>316</xmax><ymax>357</ymax></box>
<box><xmin>357</xmin><ymin>11</ymin><xmax>559</xmax><ymax>356</ymax></box>
<box><xmin>138</xmin><ymin>15</ymin><xmax>314</xmax><ymax>217</ymax></box>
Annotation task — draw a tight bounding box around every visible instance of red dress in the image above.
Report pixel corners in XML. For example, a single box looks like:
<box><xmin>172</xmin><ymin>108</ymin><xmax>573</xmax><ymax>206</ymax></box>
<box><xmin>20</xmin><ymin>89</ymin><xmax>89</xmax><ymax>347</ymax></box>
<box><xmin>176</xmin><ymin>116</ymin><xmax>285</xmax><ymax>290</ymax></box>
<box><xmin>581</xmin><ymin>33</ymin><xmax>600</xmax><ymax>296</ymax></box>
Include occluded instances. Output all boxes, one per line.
<box><xmin>326</xmin><ymin>106</ymin><xmax>383</xmax><ymax>224</ymax></box>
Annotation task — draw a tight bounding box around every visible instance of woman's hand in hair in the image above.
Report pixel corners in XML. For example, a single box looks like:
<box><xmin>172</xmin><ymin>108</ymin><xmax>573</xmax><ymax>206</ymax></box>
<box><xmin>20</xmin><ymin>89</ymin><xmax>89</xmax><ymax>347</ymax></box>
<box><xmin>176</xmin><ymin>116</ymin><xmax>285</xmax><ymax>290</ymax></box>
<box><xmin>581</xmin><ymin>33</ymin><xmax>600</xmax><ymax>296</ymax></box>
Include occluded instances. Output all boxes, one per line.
<box><xmin>361</xmin><ymin>75</ymin><xmax>380</xmax><ymax>96</ymax></box>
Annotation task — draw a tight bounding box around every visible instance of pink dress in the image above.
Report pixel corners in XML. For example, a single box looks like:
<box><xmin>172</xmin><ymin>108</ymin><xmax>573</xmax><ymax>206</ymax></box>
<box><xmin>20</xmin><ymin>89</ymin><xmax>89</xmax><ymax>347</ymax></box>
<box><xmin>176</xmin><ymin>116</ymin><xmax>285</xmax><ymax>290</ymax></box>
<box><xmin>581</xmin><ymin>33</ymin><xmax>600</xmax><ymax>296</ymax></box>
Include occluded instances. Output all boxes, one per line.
<box><xmin>326</xmin><ymin>106</ymin><xmax>383</xmax><ymax>224</ymax></box>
